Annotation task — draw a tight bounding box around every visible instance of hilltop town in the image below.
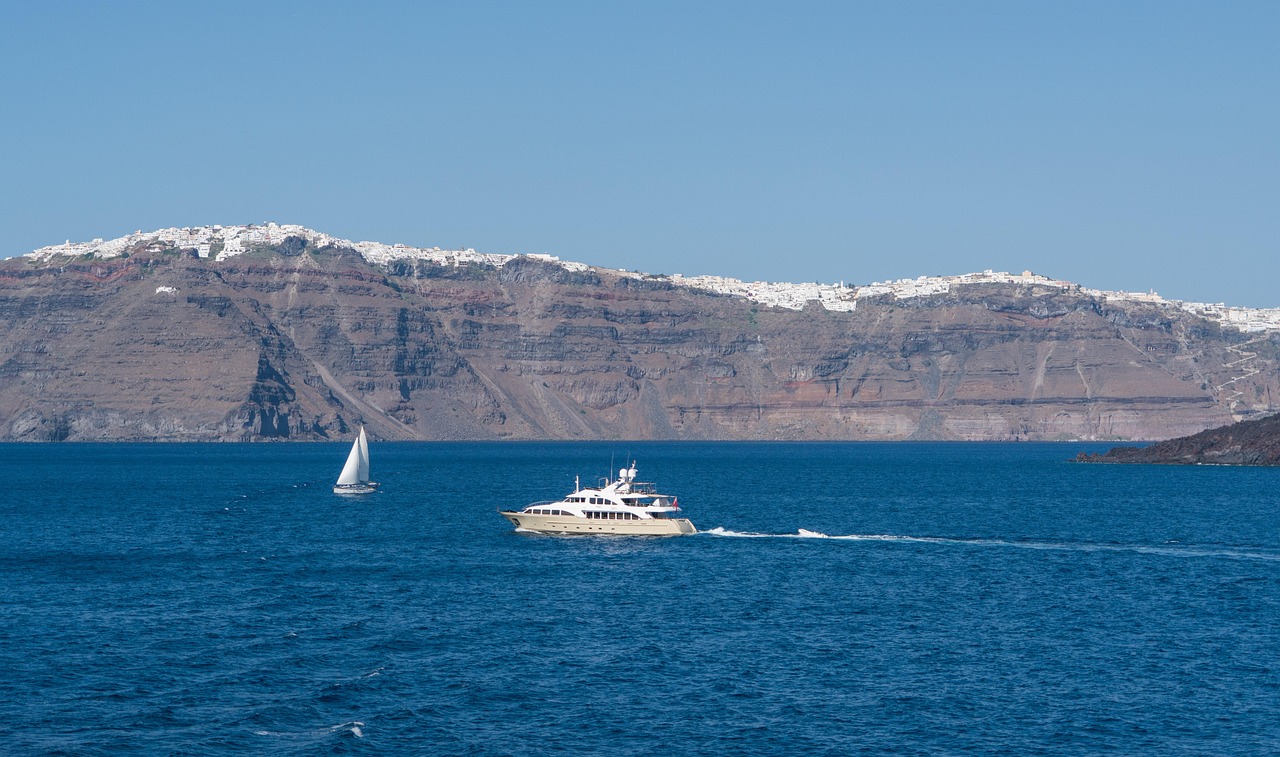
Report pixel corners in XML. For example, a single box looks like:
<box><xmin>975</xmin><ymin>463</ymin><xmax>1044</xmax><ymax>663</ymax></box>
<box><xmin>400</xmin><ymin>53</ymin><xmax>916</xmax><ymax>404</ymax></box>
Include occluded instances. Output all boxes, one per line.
<box><xmin>6</xmin><ymin>222</ymin><xmax>1279</xmax><ymax>443</ymax></box>
<box><xmin>24</xmin><ymin>222</ymin><xmax>1280</xmax><ymax>334</ymax></box>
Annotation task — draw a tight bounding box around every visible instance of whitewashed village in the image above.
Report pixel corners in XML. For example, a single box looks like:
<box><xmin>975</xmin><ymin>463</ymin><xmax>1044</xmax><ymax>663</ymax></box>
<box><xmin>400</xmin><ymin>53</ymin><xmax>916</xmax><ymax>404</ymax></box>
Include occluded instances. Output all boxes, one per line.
<box><xmin>26</xmin><ymin>223</ymin><xmax>1280</xmax><ymax>335</ymax></box>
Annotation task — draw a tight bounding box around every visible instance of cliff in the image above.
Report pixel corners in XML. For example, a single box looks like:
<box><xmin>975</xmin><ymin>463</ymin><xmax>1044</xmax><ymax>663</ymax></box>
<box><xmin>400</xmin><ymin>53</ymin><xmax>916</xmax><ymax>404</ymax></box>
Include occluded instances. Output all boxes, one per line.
<box><xmin>2</xmin><ymin>228</ymin><xmax>1277</xmax><ymax>441</ymax></box>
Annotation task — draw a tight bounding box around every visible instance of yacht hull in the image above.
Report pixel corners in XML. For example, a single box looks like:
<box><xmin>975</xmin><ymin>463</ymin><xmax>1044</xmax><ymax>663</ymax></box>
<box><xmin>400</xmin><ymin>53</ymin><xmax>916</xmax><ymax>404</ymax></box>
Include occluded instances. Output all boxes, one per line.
<box><xmin>334</xmin><ymin>483</ymin><xmax>379</xmax><ymax>495</ymax></box>
<box><xmin>499</xmin><ymin>511</ymin><xmax>696</xmax><ymax>536</ymax></box>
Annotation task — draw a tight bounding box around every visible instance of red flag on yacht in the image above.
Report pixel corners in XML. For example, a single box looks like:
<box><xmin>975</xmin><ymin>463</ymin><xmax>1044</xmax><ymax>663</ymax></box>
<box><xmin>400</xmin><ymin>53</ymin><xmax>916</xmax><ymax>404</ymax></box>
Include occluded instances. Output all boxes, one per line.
<box><xmin>672</xmin><ymin>497</ymin><xmax>679</xmax><ymax>509</ymax></box>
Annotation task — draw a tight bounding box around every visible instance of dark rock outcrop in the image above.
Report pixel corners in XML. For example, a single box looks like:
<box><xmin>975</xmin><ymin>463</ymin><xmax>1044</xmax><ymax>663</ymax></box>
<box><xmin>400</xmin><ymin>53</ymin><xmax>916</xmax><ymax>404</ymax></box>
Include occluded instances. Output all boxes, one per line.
<box><xmin>1079</xmin><ymin>412</ymin><xmax>1280</xmax><ymax>465</ymax></box>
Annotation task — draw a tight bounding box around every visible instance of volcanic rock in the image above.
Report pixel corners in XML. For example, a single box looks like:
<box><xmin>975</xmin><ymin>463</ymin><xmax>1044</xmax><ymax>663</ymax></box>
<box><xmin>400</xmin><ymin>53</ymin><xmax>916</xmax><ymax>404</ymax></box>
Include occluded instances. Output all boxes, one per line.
<box><xmin>2</xmin><ymin>234</ymin><xmax>1278</xmax><ymax>442</ymax></box>
<box><xmin>1078</xmin><ymin>412</ymin><xmax>1280</xmax><ymax>465</ymax></box>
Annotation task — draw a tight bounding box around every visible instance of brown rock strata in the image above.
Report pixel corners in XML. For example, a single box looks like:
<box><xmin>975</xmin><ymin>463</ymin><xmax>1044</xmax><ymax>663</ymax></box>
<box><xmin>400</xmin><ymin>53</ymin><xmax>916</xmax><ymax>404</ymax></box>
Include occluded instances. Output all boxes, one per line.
<box><xmin>1</xmin><ymin>246</ymin><xmax>1276</xmax><ymax>441</ymax></box>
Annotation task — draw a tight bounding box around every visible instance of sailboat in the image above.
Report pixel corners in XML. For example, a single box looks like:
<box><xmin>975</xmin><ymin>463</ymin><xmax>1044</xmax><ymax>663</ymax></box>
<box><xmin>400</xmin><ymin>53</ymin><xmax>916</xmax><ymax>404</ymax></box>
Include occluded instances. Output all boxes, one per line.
<box><xmin>334</xmin><ymin>426</ymin><xmax>378</xmax><ymax>494</ymax></box>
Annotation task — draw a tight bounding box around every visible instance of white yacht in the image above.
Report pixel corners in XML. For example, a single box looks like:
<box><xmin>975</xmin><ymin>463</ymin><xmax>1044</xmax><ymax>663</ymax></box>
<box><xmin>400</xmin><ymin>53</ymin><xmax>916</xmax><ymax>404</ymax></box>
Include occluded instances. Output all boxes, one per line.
<box><xmin>500</xmin><ymin>463</ymin><xmax>696</xmax><ymax>536</ymax></box>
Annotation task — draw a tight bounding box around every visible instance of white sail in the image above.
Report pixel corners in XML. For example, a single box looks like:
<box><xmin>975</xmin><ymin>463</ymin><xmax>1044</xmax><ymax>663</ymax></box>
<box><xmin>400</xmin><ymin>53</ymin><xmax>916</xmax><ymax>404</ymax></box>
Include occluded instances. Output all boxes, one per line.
<box><xmin>335</xmin><ymin>426</ymin><xmax>377</xmax><ymax>493</ymax></box>
<box><xmin>336</xmin><ymin>431</ymin><xmax>364</xmax><ymax>486</ymax></box>
<box><xmin>357</xmin><ymin>426</ymin><xmax>370</xmax><ymax>483</ymax></box>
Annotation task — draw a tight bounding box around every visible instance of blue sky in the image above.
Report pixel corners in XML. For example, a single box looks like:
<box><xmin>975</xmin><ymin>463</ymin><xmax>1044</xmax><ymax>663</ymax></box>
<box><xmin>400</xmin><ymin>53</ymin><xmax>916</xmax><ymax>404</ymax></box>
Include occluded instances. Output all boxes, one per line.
<box><xmin>3</xmin><ymin>1</ymin><xmax>1277</xmax><ymax>305</ymax></box>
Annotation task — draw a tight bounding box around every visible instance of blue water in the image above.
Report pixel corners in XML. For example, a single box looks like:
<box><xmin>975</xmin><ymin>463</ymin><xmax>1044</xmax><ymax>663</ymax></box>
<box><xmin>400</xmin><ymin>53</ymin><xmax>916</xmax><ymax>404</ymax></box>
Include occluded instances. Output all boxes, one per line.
<box><xmin>3</xmin><ymin>442</ymin><xmax>1279</xmax><ymax>755</ymax></box>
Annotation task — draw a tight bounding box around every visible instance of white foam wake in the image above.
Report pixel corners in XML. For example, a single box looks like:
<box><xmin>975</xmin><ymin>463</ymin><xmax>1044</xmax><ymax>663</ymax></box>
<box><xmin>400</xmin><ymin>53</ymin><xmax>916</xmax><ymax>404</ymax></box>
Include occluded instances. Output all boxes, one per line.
<box><xmin>705</xmin><ymin>526</ymin><xmax>930</xmax><ymax>543</ymax></box>
<box><xmin>254</xmin><ymin>721</ymin><xmax>365</xmax><ymax>740</ymax></box>
<box><xmin>703</xmin><ymin>527</ymin><xmax>1280</xmax><ymax>562</ymax></box>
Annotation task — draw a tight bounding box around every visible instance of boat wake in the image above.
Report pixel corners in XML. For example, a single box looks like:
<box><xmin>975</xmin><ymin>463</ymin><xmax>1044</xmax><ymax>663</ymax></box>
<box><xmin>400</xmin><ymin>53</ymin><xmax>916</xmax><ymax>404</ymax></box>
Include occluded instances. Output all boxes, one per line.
<box><xmin>254</xmin><ymin>721</ymin><xmax>365</xmax><ymax>740</ymax></box>
<box><xmin>704</xmin><ymin>527</ymin><xmax>1280</xmax><ymax>562</ymax></box>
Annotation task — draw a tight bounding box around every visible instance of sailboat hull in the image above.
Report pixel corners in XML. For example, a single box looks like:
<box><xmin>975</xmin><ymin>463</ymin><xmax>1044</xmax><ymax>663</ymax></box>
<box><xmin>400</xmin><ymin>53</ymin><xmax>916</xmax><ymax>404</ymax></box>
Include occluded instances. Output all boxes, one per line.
<box><xmin>334</xmin><ymin>482</ymin><xmax>379</xmax><ymax>495</ymax></box>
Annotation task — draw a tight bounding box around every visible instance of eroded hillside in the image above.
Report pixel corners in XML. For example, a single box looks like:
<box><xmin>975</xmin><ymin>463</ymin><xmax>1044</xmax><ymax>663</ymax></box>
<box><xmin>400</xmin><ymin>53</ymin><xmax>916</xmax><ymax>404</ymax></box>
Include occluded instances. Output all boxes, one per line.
<box><xmin>2</xmin><ymin>240</ymin><xmax>1275</xmax><ymax>441</ymax></box>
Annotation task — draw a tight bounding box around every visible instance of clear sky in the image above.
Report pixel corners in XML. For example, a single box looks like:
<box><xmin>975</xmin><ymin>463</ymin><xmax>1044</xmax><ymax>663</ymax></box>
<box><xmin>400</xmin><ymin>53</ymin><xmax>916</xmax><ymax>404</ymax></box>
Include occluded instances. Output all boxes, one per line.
<box><xmin>3</xmin><ymin>1</ymin><xmax>1277</xmax><ymax>305</ymax></box>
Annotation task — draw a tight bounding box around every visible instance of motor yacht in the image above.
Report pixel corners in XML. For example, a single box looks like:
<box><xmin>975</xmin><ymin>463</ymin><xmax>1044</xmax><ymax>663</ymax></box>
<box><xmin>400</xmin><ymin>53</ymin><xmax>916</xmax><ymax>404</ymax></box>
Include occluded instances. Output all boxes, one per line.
<box><xmin>499</xmin><ymin>463</ymin><xmax>696</xmax><ymax>535</ymax></box>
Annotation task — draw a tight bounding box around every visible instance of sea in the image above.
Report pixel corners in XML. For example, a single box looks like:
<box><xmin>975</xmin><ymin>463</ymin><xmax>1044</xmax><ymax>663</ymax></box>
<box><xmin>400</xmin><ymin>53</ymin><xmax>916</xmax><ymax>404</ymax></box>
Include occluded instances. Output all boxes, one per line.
<box><xmin>3</xmin><ymin>441</ymin><xmax>1279</xmax><ymax>755</ymax></box>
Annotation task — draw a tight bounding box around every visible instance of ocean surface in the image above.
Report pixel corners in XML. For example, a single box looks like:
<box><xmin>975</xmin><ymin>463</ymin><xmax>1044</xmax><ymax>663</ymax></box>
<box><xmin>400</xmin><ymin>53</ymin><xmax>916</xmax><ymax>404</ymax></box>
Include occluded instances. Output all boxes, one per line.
<box><xmin>3</xmin><ymin>441</ymin><xmax>1279</xmax><ymax>755</ymax></box>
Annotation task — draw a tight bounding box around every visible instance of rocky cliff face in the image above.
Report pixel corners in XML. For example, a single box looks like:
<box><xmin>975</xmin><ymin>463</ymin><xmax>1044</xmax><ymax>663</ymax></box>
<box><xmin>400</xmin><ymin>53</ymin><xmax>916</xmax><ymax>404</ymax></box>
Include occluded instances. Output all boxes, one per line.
<box><xmin>2</xmin><ymin>241</ymin><xmax>1276</xmax><ymax>441</ymax></box>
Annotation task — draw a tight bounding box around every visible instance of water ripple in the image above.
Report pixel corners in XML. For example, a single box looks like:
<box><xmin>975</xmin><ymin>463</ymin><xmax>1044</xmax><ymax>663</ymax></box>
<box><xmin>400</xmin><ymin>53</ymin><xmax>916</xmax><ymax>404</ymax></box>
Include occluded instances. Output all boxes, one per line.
<box><xmin>4</xmin><ymin>441</ymin><xmax>1280</xmax><ymax>754</ymax></box>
